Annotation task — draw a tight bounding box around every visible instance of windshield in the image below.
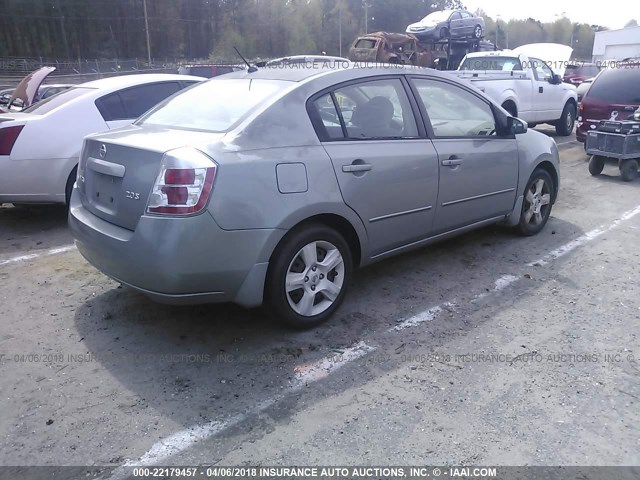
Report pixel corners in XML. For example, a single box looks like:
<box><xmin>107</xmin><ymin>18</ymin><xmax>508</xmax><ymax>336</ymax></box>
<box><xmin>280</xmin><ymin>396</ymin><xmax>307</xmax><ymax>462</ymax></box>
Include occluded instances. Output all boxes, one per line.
<box><xmin>138</xmin><ymin>78</ymin><xmax>289</xmax><ymax>132</ymax></box>
<box><xmin>459</xmin><ymin>56</ymin><xmax>523</xmax><ymax>71</ymax></box>
<box><xmin>587</xmin><ymin>68</ymin><xmax>640</xmax><ymax>104</ymax></box>
<box><xmin>22</xmin><ymin>86</ymin><xmax>93</xmax><ymax>114</ymax></box>
<box><xmin>421</xmin><ymin>11</ymin><xmax>451</xmax><ymax>23</ymax></box>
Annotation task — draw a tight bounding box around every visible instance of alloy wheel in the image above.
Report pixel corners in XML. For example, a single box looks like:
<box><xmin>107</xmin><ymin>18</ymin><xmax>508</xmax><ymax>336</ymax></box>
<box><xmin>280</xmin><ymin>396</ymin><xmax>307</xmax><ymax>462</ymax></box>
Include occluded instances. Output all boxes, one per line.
<box><xmin>523</xmin><ymin>178</ymin><xmax>551</xmax><ymax>226</ymax></box>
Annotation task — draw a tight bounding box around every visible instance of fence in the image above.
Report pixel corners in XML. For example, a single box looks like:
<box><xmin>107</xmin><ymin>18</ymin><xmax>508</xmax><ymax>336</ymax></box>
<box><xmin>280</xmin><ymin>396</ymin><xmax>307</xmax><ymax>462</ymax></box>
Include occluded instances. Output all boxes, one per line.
<box><xmin>0</xmin><ymin>57</ymin><xmax>179</xmax><ymax>87</ymax></box>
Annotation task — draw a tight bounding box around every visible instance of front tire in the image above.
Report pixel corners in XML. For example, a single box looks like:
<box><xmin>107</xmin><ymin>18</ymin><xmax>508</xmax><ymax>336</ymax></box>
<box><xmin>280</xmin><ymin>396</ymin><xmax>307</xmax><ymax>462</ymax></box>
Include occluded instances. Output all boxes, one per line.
<box><xmin>516</xmin><ymin>169</ymin><xmax>555</xmax><ymax>236</ymax></box>
<box><xmin>265</xmin><ymin>224</ymin><xmax>353</xmax><ymax>329</ymax></box>
<box><xmin>620</xmin><ymin>159</ymin><xmax>639</xmax><ymax>182</ymax></box>
<box><xmin>440</xmin><ymin>27</ymin><xmax>449</xmax><ymax>39</ymax></box>
<box><xmin>588</xmin><ymin>155</ymin><xmax>605</xmax><ymax>176</ymax></box>
<box><xmin>555</xmin><ymin>102</ymin><xmax>576</xmax><ymax>136</ymax></box>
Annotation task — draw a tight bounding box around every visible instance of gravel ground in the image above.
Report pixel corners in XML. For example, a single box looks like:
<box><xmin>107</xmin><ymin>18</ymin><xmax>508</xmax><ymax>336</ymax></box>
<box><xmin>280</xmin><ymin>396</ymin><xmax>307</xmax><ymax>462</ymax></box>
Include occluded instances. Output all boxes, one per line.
<box><xmin>0</xmin><ymin>139</ymin><xmax>638</xmax><ymax>472</ymax></box>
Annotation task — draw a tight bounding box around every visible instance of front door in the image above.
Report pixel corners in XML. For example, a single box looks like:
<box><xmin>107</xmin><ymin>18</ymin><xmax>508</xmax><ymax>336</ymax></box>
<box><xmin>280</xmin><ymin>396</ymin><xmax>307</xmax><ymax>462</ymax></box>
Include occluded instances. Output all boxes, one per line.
<box><xmin>309</xmin><ymin>78</ymin><xmax>439</xmax><ymax>256</ymax></box>
<box><xmin>409</xmin><ymin>77</ymin><xmax>519</xmax><ymax>233</ymax></box>
<box><xmin>530</xmin><ymin>58</ymin><xmax>566</xmax><ymax>122</ymax></box>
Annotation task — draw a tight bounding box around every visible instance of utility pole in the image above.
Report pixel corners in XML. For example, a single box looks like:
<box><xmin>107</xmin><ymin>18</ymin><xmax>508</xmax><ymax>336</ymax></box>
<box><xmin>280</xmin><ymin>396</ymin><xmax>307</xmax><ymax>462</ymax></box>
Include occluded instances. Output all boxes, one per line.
<box><xmin>143</xmin><ymin>0</ymin><xmax>152</xmax><ymax>65</ymax></box>
<box><xmin>339</xmin><ymin>7</ymin><xmax>343</xmax><ymax>57</ymax></box>
<box><xmin>364</xmin><ymin>2</ymin><xmax>368</xmax><ymax>34</ymax></box>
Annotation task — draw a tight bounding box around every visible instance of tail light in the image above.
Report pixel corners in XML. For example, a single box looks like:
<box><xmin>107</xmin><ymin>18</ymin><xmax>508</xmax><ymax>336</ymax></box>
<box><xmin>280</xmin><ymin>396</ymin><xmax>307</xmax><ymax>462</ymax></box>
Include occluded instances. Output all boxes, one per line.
<box><xmin>147</xmin><ymin>147</ymin><xmax>217</xmax><ymax>215</ymax></box>
<box><xmin>0</xmin><ymin>125</ymin><xmax>24</xmax><ymax>155</ymax></box>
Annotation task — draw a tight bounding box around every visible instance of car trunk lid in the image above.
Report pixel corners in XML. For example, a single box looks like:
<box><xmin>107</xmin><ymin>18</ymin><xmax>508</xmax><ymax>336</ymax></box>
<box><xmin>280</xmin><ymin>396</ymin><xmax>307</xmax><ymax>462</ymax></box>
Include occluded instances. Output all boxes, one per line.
<box><xmin>7</xmin><ymin>66</ymin><xmax>56</xmax><ymax>111</ymax></box>
<box><xmin>79</xmin><ymin>125</ymin><xmax>223</xmax><ymax>231</ymax></box>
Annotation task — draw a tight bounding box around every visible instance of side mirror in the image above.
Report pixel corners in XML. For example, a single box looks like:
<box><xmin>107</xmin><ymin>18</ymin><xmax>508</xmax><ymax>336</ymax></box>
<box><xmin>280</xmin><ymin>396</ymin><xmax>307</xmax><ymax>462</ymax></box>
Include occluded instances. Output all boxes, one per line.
<box><xmin>509</xmin><ymin>116</ymin><xmax>528</xmax><ymax>135</ymax></box>
<box><xmin>549</xmin><ymin>74</ymin><xmax>562</xmax><ymax>85</ymax></box>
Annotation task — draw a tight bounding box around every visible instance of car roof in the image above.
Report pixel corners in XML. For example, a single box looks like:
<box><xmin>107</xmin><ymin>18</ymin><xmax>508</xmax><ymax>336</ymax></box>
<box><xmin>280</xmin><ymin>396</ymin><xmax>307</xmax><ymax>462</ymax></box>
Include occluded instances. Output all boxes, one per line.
<box><xmin>221</xmin><ymin>63</ymin><xmax>449</xmax><ymax>83</ymax></box>
<box><xmin>79</xmin><ymin>73</ymin><xmax>204</xmax><ymax>89</ymax></box>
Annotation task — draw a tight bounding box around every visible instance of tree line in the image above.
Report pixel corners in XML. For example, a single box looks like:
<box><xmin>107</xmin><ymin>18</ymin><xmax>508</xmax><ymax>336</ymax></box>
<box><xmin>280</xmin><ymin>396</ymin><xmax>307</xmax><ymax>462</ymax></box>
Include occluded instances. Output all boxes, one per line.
<box><xmin>0</xmin><ymin>0</ymin><xmax>612</xmax><ymax>63</ymax></box>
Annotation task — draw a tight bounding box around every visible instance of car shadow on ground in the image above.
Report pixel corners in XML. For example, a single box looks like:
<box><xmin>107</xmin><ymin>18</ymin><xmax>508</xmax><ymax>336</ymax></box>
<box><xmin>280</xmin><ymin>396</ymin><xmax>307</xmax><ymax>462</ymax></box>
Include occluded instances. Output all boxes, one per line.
<box><xmin>72</xmin><ymin>216</ymin><xmax>583</xmax><ymax>443</ymax></box>
<box><xmin>533</xmin><ymin>126</ymin><xmax>576</xmax><ymax>144</ymax></box>
<box><xmin>0</xmin><ymin>204</ymin><xmax>72</xmax><ymax>255</ymax></box>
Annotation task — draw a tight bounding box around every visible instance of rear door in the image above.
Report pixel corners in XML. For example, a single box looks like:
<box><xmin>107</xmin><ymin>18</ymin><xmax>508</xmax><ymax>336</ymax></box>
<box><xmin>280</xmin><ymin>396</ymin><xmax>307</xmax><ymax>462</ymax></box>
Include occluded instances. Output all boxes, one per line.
<box><xmin>95</xmin><ymin>81</ymin><xmax>183</xmax><ymax>129</ymax></box>
<box><xmin>409</xmin><ymin>76</ymin><xmax>518</xmax><ymax>233</ymax></box>
<box><xmin>308</xmin><ymin>77</ymin><xmax>439</xmax><ymax>256</ymax></box>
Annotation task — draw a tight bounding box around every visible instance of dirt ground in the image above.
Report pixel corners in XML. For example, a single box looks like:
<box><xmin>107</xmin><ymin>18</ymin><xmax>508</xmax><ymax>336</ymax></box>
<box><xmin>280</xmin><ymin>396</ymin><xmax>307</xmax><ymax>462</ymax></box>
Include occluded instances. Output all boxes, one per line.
<box><xmin>0</xmin><ymin>133</ymin><xmax>638</xmax><ymax>473</ymax></box>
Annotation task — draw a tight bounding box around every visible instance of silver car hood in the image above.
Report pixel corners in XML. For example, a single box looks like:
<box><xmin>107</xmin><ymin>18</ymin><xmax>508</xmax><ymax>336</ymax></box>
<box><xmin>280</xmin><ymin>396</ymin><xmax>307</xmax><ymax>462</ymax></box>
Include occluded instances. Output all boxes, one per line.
<box><xmin>512</xmin><ymin>43</ymin><xmax>573</xmax><ymax>76</ymax></box>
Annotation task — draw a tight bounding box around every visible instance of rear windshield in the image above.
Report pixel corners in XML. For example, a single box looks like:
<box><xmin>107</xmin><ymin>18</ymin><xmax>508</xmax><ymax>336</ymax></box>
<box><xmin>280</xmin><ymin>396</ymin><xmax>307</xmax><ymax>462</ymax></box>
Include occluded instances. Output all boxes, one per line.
<box><xmin>587</xmin><ymin>68</ymin><xmax>640</xmax><ymax>104</ymax></box>
<box><xmin>22</xmin><ymin>87</ymin><xmax>92</xmax><ymax>114</ymax></box>
<box><xmin>138</xmin><ymin>78</ymin><xmax>289</xmax><ymax>132</ymax></box>
<box><xmin>459</xmin><ymin>56</ymin><xmax>523</xmax><ymax>71</ymax></box>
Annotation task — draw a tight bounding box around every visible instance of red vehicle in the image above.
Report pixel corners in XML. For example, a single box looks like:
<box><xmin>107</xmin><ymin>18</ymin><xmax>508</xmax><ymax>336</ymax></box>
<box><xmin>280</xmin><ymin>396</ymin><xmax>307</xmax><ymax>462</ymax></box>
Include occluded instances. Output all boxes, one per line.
<box><xmin>576</xmin><ymin>64</ymin><xmax>640</xmax><ymax>144</ymax></box>
<box><xmin>563</xmin><ymin>62</ymin><xmax>600</xmax><ymax>85</ymax></box>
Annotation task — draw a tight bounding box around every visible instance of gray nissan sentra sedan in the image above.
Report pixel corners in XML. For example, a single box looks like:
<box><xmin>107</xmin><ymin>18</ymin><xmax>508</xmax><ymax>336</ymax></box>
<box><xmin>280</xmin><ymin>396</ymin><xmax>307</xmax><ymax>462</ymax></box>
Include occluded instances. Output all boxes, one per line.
<box><xmin>69</xmin><ymin>64</ymin><xmax>560</xmax><ymax>329</ymax></box>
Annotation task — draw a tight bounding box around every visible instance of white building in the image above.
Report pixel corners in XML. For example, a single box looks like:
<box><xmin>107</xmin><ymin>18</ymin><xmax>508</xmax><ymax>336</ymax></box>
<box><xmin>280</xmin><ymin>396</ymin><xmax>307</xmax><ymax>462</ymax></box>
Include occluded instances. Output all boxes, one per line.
<box><xmin>592</xmin><ymin>26</ymin><xmax>640</xmax><ymax>62</ymax></box>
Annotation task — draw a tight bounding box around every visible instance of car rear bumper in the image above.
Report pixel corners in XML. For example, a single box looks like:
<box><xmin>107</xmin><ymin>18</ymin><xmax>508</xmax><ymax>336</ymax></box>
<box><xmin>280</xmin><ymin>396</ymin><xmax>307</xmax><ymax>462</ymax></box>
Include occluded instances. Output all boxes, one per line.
<box><xmin>68</xmin><ymin>187</ymin><xmax>285</xmax><ymax>307</ymax></box>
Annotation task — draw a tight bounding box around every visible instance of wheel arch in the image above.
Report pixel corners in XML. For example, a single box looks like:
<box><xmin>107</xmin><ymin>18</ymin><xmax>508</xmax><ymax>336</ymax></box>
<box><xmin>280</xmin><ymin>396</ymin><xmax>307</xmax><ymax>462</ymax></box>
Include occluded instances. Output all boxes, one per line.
<box><xmin>534</xmin><ymin>160</ymin><xmax>559</xmax><ymax>203</ymax></box>
<box><xmin>268</xmin><ymin>213</ymin><xmax>365</xmax><ymax>268</ymax></box>
<box><xmin>501</xmin><ymin>98</ymin><xmax>518</xmax><ymax>117</ymax></box>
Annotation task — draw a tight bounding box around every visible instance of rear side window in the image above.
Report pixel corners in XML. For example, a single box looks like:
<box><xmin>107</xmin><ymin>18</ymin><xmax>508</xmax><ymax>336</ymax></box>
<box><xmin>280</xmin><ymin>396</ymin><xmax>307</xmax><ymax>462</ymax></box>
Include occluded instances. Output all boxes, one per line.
<box><xmin>96</xmin><ymin>82</ymin><xmax>182</xmax><ymax>121</ymax></box>
<box><xmin>309</xmin><ymin>93</ymin><xmax>344</xmax><ymax>140</ymax></box>
<box><xmin>587</xmin><ymin>69</ymin><xmax>640</xmax><ymax>104</ymax></box>
<box><xmin>309</xmin><ymin>78</ymin><xmax>419</xmax><ymax>141</ymax></box>
<box><xmin>459</xmin><ymin>56</ymin><xmax>522</xmax><ymax>71</ymax></box>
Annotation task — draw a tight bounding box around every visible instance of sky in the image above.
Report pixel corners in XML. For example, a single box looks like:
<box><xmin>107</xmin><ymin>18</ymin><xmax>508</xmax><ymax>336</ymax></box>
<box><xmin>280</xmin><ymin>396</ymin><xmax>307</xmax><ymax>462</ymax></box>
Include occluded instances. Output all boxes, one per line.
<box><xmin>461</xmin><ymin>0</ymin><xmax>640</xmax><ymax>29</ymax></box>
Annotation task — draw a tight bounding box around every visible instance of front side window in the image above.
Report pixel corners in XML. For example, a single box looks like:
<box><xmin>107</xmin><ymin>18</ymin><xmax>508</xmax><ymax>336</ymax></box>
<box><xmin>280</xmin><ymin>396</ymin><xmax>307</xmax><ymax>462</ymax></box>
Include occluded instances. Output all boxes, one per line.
<box><xmin>333</xmin><ymin>78</ymin><xmax>419</xmax><ymax>140</ymax></box>
<box><xmin>531</xmin><ymin>58</ymin><xmax>553</xmax><ymax>82</ymax></box>
<box><xmin>450</xmin><ymin>12</ymin><xmax>462</xmax><ymax>20</ymax></box>
<box><xmin>355</xmin><ymin>39</ymin><xmax>377</xmax><ymax>49</ymax></box>
<box><xmin>412</xmin><ymin>78</ymin><xmax>496</xmax><ymax>137</ymax></box>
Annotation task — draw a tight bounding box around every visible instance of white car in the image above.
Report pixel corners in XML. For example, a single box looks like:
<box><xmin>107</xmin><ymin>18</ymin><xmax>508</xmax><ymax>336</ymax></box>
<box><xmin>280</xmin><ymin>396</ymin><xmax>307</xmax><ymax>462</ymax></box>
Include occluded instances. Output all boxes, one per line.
<box><xmin>455</xmin><ymin>43</ymin><xmax>578</xmax><ymax>135</ymax></box>
<box><xmin>0</xmin><ymin>73</ymin><xmax>203</xmax><ymax>206</ymax></box>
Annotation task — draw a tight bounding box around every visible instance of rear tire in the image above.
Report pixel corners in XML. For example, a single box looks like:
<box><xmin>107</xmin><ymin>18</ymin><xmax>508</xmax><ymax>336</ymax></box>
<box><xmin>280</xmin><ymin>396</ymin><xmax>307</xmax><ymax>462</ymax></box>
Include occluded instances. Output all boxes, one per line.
<box><xmin>65</xmin><ymin>166</ymin><xmax>78</xmax><ymax>207</ymax></box>
<box><xmin>555</xmin><ymin>102</ymin><xmax>576</xmax><ymax>136</ymax></box>
<box><xmin>620</xmin><ymin>159</ymin><xmax>639</xmax><ymax>182</ymax></box>
<box><xmin>588</xmin><ymin>155</ymin><xmax>605</xmax><ymax>176</ymax></box>
<box><xmin>516</xmin><ymin>169</ymin><xmax>555</xmax><ymax>236</ymax></box>
<box><xmin>265</xmin><ymin>224</ymin><xmax>353</xmax><ymax>329</ymax></box>
<box><xmin>473</xmin><ymin>25</ymin><xmax>483</xmax><ymax>39</ymax></box>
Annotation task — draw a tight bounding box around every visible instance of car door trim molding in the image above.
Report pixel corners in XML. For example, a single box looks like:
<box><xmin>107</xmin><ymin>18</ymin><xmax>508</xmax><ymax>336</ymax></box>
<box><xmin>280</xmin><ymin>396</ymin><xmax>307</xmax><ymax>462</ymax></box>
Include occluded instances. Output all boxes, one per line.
<box><xmin>369</xmin><ymin>205</ymin><xmax>433</xmax><ymax>223</ymax></box>
<box><xmin>442</xmin><ymin>187</ymin><xmax>515</xmax><ymax>207</ymax></box>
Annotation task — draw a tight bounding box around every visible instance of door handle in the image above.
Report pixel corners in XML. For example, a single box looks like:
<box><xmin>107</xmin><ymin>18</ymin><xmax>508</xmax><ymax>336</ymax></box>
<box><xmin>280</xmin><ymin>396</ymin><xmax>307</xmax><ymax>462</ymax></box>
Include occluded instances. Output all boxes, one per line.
<box><xmin>441</xmin><ymin>157</ymin><xmax>463</xmax><ymax>167</ymax></box>
<box><xmin>342</xmin><ymin>163</ymin><xmax>372</xmax><ymax>173</ymax></box>
<box><xmin>539</xmin><ymin>86</ymin><xmax>544</xmax><ymax>93</ymax></box>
